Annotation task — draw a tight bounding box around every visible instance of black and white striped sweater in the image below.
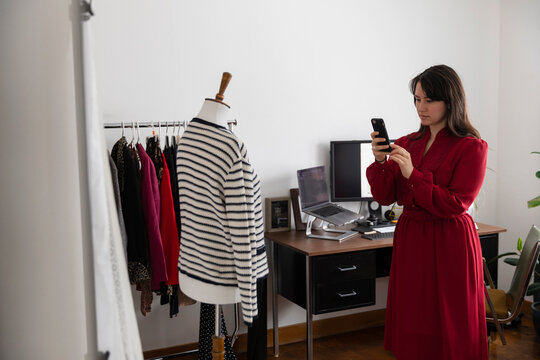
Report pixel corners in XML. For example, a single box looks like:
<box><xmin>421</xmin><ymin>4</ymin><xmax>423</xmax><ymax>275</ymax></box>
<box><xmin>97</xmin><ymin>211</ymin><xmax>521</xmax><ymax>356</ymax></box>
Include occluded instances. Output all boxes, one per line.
<box><xmin>176</xmin><ymin>118</ymin><xmax>268</xmax><ymax>326</ymax></box>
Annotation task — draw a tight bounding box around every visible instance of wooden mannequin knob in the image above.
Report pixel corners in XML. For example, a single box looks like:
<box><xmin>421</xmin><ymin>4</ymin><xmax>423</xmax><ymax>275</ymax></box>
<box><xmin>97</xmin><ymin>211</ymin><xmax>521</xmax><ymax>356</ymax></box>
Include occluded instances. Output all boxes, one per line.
<box><xmin>215</xmin><ymin>72</ymin><xmax>232</xmax><ymax>102</ymax></box>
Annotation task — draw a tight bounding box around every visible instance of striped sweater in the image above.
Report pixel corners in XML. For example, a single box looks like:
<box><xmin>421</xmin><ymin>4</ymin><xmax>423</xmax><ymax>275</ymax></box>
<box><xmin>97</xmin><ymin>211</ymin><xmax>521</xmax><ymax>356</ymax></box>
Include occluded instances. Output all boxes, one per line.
<box><xmin>176</xmin><ymin>118</ymin><xmax>268</xmax><ymax>326</ymax></box>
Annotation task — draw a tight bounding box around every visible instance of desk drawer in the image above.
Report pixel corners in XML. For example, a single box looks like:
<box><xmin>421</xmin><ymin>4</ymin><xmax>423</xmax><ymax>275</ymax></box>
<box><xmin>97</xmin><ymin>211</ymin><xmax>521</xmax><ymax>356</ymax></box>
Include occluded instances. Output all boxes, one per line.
<box><xmin>313</xmin><ymin>250</ymin><xmax>376</xmax><ymax>283</ymax></box>
<box><xmin>314</xmin><ymin>279</ymin><xmax>375</xmax><ymax>314</ymax></box>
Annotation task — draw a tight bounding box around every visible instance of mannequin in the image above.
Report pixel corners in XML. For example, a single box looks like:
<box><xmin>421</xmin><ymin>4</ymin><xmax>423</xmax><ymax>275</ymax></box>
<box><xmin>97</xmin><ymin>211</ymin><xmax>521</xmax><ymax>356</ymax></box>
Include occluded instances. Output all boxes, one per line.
<box><xmin>177</xmin><ymin>72</ymin><xmax>268</xmax><ymax>328</ymax></box>
<box><xmin>195</xmin><ymin>98</ymin><xmax>231</xmax><ymax>129</ymax></box>
<box><xmin>177</xmin><ymin>97</ymin><xmax>242</xmax><ymax>306</ymax></box>
<box><xmin>177</xmin><ymin>73</ymin><xmax>268</xmax><ymax>360</ymax></box>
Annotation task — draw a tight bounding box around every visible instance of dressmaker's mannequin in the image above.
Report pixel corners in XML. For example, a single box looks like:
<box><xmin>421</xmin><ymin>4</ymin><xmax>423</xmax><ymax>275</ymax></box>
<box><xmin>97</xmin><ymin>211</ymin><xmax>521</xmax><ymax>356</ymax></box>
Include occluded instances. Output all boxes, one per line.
<box><xmin>178</xmin><ymin>76</ymin><xmax>242</xmax><ymax>306</ymax></box>
<box><xmin>177</xmin><ymin>72</ymin><xmax>268</xmax><ymax>332</ymax></box>
<box><xmin>195</xmin><ymin>99</ymin><xmax>230</xmax><ymax>128</ymax></box>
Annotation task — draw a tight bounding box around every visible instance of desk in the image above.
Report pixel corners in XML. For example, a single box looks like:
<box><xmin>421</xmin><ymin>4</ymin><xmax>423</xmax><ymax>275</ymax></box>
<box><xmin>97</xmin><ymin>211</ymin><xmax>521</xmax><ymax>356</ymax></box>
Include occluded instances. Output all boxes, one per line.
<box><xmin>266</xmin><ymin>222</ymin><xmax>506</xmax><ymax>360</ymax></box>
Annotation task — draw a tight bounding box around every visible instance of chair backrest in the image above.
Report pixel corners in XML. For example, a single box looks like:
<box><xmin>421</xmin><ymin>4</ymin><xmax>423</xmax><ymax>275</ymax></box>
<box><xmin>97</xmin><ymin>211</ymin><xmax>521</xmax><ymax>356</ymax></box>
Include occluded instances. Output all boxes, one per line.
<box><xmin>507</xmin><ymin>225</ymin><xmax>540</xmax><ymax>314</ymax></box>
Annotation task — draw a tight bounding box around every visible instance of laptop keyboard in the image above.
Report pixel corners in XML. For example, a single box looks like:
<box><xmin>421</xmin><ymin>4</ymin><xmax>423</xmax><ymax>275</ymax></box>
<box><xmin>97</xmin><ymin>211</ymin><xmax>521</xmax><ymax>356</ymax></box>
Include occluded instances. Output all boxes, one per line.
<box><xmin>362</xmin><ymin>232</ymin><xmax>394</xmax><ymax>240</ymax></box>
<box><xmin>311</xmin><ymin>205</ymin><xmax>342</xmax><ymax>217</ymax></box>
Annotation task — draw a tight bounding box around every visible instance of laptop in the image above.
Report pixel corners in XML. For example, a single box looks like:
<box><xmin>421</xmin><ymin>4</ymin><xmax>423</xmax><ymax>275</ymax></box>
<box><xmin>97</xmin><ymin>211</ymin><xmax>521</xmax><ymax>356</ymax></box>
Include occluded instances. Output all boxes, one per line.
<box><xmin>297</xmin><ymin>166</ymin><xmax>361</xmax><ymax>226</ymax></box>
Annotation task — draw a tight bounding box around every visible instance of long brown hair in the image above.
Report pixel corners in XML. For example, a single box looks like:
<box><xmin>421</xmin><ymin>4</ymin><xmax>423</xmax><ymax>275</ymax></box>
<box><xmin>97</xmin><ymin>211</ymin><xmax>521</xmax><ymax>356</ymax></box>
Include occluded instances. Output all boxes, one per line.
<box><xmin>409</xmin><ymin>65</ymin><xmax>480</xmax><ymax>140</ymax></box>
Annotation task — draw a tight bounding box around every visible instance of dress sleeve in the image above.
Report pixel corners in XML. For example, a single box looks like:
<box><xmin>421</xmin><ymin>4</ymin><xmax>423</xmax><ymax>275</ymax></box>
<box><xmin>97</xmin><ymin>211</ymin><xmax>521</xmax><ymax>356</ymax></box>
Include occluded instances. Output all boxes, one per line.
<box><xmin>366</xmin><ymin>139</ymin><xmax>404</xmax><ymax>206</ymax></box>
<box><xmin>406</xmin><ymin>138</ymin><xmax>487</xmax><ymax>217</ymax></box>
<box><xmin>224</xmin><ymin>154</ymin><xmax>258</xmax><ymax>326</ymax></box>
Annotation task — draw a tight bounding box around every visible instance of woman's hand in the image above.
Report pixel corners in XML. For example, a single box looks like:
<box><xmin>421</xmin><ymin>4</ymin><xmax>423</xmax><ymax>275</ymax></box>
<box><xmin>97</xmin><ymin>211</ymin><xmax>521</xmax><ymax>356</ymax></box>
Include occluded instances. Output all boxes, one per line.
<box><xmin>388</xmin><ymin>144</ymin><xmax>414</xmax><ymax>179</ymax></box>
<box><xmin>370</xmin><ymin>131</ymin><xmax>390</xmax><ymax>163</ymax></box>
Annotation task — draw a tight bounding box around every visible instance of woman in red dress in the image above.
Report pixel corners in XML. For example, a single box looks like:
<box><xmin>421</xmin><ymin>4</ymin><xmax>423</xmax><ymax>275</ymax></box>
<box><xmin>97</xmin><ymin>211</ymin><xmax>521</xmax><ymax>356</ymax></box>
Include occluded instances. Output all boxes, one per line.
<box><xmin>367</xmin><ymin>65</ymin><xmax>488</xmax><ymax>360</ymax></box>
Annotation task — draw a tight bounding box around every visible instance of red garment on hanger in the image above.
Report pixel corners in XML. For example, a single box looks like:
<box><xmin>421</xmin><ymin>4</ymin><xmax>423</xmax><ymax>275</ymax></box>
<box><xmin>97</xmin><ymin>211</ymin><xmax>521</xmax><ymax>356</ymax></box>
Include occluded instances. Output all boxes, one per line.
<box><xmin>137</xmin><ymin>143</ymin><xmax>168</xmax><ymax>291</ymax></box>
<box><xmin>160</xmin><ymin>153</ymin><xmax>180</xmax><ymax>285</ymax></box>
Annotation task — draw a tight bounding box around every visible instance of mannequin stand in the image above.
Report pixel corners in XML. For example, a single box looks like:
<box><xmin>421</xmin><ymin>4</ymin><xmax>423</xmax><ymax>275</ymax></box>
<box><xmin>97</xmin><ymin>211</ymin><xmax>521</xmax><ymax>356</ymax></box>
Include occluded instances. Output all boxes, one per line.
<box><xmin>212</xmin><ymin>304</ymin><xmax>225</xmax><ymax>360</ymax></box>
<box><xmin>305</xmin><ymin>215</ymin><xmax>357</xmax><ymax>241</ymax></box>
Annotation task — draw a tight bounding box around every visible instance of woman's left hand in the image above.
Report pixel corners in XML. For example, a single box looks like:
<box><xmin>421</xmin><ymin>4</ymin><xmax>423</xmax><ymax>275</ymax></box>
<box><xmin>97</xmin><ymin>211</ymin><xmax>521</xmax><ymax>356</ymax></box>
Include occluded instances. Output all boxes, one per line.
<box><xmin>389</xmin><ymin>144</ymin><xmax>414</xmax><ymax>179</ymax></box>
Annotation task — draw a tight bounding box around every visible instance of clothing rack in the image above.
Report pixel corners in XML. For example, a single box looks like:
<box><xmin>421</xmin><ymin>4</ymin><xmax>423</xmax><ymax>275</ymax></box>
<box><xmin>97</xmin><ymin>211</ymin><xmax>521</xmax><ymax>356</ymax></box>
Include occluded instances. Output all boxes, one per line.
<box><xmin>103</xmin><ymin>120</ymin><xmax>238</xmax><ymax>130</ymax></box>
<box><xmin>104</xmin><ymin>118</ymin><xmax>241</xmax><ymax>359</ymax></box>
<box><xmin>104</xmin><ymin>121</ymin><xmax>187</xmax><ymax>129</ymax></box>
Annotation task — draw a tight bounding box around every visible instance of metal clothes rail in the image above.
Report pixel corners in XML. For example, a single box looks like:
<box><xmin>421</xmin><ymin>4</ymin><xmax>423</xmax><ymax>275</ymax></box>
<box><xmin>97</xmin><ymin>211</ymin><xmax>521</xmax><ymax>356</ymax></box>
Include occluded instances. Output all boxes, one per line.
<box><xmin>105</xmin><ymin>120</ymin><xmax>241</xmax><ymax>358</ymax></box>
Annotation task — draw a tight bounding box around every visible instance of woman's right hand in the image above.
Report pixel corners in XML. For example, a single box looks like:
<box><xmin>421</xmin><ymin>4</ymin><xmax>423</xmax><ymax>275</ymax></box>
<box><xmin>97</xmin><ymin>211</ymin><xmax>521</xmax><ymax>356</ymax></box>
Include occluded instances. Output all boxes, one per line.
<box><xmin>370</xmin><ymin>131</ymin><xmax>389</xmax><ymax>163</ymax></box>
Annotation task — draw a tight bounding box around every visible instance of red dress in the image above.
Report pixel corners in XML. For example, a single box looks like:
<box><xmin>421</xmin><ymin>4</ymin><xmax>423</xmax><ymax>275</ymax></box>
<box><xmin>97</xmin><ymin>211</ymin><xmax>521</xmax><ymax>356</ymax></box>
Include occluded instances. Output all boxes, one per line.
<box><xmin>367</xmin><ymin>127</ymin><xmax>488</xmax><ymax>360</ymax></box>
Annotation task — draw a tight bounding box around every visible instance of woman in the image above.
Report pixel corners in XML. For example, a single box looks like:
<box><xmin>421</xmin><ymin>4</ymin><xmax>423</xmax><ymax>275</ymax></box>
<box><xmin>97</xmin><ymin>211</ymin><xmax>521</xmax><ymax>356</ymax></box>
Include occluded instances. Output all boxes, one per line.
<box><xmin>367</xmin><ymin>65</ymin><xmax>488</xmax><ymax>359</ymax></box>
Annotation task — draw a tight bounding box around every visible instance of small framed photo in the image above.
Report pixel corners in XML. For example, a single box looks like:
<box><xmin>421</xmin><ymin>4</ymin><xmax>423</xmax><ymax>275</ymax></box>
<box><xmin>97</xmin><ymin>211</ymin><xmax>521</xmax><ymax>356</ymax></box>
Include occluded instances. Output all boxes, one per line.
<box><xmin>265</xmin><ymin>197</ymin><xmax>291</xmax><ymax>232</ymax></box>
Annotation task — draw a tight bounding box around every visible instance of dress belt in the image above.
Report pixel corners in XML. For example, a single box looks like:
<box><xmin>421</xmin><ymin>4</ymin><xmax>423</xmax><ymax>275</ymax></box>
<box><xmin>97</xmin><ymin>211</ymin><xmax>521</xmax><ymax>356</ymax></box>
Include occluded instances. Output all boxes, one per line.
<box><xmin>401</xmin><ymin>207</ymin><xmax>468</xmax><ymax>221</ymax></box>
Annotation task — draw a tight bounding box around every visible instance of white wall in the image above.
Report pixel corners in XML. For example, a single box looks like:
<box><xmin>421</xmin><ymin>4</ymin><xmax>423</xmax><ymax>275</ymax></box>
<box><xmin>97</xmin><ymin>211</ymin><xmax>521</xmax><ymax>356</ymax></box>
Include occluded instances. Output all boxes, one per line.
<box><xmin>0</xmin><ymin>1</ymin><xmax>88</xmax><ymax>358</ymax></box>
<box><xmin>4</xmin><ymin>0</ymin><xmax>539</xmax><ymax>357</ymax></box>
<box><xmin>91</xmin><ymin>0</ymin><xmax>503</xmax><ymax>352</ymax></box>
<box><xmin>496</xmin><ymin>0</ymin><xmax>540</xmax><ymax>292</ymax></box>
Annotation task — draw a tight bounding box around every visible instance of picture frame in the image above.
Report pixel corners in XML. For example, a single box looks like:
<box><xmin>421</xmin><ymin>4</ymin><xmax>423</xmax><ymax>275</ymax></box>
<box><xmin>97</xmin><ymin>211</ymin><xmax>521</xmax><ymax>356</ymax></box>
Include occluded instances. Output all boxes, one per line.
<box><xmin>290</xmin><ymin>188</ymin><xmax>307</xmax><ymax>231</ymax></box>
<box><xmin>265</xmin><ymin>197</ymin><xmax>291</xmax><ymax>232</ymax></box>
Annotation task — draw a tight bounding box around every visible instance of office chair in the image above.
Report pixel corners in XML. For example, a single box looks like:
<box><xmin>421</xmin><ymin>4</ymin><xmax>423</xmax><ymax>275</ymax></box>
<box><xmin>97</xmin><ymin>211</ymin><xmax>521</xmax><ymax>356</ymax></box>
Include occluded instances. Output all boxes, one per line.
<box><xmin>483</xmin><ymin>225</ymin><xmax>540</xmax><ymax>345</ymax></box>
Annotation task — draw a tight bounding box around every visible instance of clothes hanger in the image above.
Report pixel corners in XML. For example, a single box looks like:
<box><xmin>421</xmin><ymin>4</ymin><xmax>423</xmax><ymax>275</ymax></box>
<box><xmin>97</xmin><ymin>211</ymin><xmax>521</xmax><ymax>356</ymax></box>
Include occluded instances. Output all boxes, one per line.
<box><xmin>176</xmin><ymin>121</ymin><xmax>184</xmax><ymax>144</ymax></box>
<box><xmin>121</xmin><ymin>120</ymin><xmax>125</xmax><ymax>138</ymax></box>
<box><xmin>129</xmin><ymin>121</ymin><xmax>135</xmax><ymax>146</ymax></box>
<box><xmin>165</xmin><ymin>121</ymin><xmax>170</xmax><ymax>148</ymax></box>
<box><xmin>158</xmin><ymin>120</ymin><xmax>161</xmax><ymax>145</ymax></box>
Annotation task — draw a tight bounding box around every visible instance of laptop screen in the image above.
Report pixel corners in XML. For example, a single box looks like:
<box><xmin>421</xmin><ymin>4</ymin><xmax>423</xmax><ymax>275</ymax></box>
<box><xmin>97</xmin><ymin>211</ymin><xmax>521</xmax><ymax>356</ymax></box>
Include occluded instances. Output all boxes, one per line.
<box><xmin>297</xmin><ymin>166</ymin><xmax>330</xmax><ymax>209</ymax></box>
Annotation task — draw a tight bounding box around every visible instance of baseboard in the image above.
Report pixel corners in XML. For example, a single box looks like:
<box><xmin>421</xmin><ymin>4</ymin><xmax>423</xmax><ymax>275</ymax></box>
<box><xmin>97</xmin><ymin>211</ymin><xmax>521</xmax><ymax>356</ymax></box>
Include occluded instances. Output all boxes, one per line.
<box><xmin>144</xmin><ymin>342</ymin><xmax>198</xmax><ymax>359</ymax></box>
<box><xmin>143</xmin><ymin>308</ymin><xmax>386</xmax><ymax>358</ymax></box>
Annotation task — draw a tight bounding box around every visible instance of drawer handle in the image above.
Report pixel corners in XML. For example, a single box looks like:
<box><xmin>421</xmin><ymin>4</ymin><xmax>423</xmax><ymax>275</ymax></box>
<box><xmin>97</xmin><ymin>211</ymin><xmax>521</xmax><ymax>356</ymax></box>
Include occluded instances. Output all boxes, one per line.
<box><xmin>337</xmin><ymin>265</ymin><xmax>357</xmax><ymax>272</ymax></box>
<box><xmin>337</xmin><ymin>291</ymin><xmax>357</xmax><ymax>298</ymax></box>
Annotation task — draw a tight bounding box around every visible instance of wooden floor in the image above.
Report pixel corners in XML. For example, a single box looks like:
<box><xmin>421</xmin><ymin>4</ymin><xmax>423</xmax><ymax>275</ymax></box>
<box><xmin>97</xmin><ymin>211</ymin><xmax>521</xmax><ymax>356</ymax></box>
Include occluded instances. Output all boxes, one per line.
<box><xmin>168</xmin><ymin>315</ymin><xmax>540</xmax><ymax>360</ymax></box>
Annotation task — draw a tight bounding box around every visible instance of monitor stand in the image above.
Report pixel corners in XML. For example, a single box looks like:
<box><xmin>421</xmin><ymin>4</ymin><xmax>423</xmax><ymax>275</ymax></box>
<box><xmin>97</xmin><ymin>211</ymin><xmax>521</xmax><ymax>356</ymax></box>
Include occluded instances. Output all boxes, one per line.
<box><xmin>305</xmin><ymin>215</ymin><xmax>357</xmax><ymax>242</ymax></box>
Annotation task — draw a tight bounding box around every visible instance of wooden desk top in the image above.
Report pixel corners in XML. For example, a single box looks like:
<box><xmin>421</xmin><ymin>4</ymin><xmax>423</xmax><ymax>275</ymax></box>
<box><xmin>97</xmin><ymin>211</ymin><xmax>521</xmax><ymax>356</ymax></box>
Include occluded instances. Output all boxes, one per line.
<box><xmin>265</xmin><ymin>222</ymin><xmax>506</xmax><ymax>257</ymax></box>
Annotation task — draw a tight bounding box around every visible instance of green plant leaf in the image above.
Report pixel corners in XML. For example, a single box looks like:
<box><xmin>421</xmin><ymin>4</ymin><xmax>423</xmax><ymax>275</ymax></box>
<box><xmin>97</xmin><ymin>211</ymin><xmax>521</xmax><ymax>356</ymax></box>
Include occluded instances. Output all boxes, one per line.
<box><xmin>517</xmin><ymin>237</ymin><xmax>523</xmax><ymax>251</ymax></box>
<box><xmin>487</xmin><ymin>252</ymin><xmax>519</xmax><ymax>264</ymax></box>
<box><xmin>503</xmin><ymin>257</ymin><xmax>519</xmax><ymax>266</ymax></box>
<box><xmin>536</xmin><ymin>171</ymin><xmax>540</xmax><ymax>179</ymax></box>
<box><xmin>528</xmin><ymin>196</ymin><xmax>540</xmax><ymax>208</ymax></box>
<box><xmin>531</xmin><ymin>151</ymin><xmax>540</xmax><ymax>154</ymax></box>
<box><xmin>527</xmin><ymin>282</ymin><xmax>540</xmax><ymax>296</ymax></box>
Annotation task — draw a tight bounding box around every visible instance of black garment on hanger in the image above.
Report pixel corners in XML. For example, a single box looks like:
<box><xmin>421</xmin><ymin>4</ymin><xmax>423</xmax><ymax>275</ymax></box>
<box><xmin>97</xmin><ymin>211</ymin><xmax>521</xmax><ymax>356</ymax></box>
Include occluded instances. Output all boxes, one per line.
<box><xmin>247</xmin><ymin>277</ymin><xmax>267</xmax><ymax>360</ymax></box>
<box><xmin>146</xmin><ymin>136</ymin><xmax>163</xmax><ymax>184</ymax></box>
<box><xmin>198</xmin><ymin>303</ymin><xmax>237</xmax><ymax>360</ymax></box>
<box><xmin>163</xmin><ymin>140</ymin><xmax>181</xmax><ymax>236</ymax></box>
<box><xmin>111</xmin><ymin>137</ymin><xmax>150</xmax><ymax>284</ymax></box>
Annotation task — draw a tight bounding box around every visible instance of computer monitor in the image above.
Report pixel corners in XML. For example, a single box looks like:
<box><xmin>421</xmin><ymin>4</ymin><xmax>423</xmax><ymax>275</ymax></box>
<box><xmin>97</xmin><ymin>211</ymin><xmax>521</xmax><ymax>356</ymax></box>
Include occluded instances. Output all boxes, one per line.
<box><xmin>330</xmin><ymin>140</ymin><xmax>374</xmax><ymax>202</ymax></box>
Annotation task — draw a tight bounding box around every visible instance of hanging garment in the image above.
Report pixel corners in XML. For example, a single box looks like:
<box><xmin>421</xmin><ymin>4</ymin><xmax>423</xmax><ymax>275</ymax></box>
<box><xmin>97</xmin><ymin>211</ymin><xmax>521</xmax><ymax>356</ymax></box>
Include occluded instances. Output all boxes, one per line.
<box><xmin>367</xmin><ymin>127</ymin><xmax>488</xmax><ymax>360</ymax></box>
<box><xmin>111</xmin><ymin>137</ymin><xmax>150</xmax><ymax>284</ymax></box>
<box><xmin>81</xmin><ymin>19</ymin><xmax>143</xmax><ymax>357</ymax></box>
<box><xmin>159</xmin><ymin>152</ymin><xmax>180</xmax><ymax>286</ymax></box>
<box><xmin>137</xmin><ymin>143</ymin><xmax>168</xmax><ymax>291</ymax></box>
<box><xmin>158</xmin><ymin>152</ymin><xmax>181</xmax><ymax>316</ymax></box>
<box><xmin>176</xmin><ymin>118</ymin><xmax>269</xmax><ymax>326</ymax></box>
<box><xmin>198</xmin><ymin>303</ymin><xmax>237</xmax><ymax>360</ymax></box>
<box><xmin>247</xmin><ymin>277</ymin><xmax>267</xmax><ymax>360</ymax></box>
<box><xmin>146</xmin><ymin>135</ymin><xmax>164</xmax><ymax>184</ymax></box>
<box><xmin>108</xmin><ymin>153</ymin><xmax>128</xmax><ymax>259</ymax></box>
<box><xmin>163</xmin><ymin>140</ymin><xmax>181</xmax><ymax>236</ymax></box>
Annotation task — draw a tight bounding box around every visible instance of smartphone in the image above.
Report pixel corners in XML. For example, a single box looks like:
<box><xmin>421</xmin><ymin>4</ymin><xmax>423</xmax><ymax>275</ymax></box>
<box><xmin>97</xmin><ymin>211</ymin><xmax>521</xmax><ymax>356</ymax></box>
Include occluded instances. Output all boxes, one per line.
<box><xmin>371</xmin><ymin>118</ymin><xmax>392</xmax><ymax>152</ymax></box>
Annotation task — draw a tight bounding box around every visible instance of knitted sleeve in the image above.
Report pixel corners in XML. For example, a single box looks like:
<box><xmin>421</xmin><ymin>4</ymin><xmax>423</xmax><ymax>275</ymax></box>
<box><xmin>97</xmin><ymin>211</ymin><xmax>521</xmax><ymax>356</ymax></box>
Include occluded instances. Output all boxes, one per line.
<box><xmin>224</xmin><ymin>151</ymin><xmax>259</xmax><ymax>326</ymax></box>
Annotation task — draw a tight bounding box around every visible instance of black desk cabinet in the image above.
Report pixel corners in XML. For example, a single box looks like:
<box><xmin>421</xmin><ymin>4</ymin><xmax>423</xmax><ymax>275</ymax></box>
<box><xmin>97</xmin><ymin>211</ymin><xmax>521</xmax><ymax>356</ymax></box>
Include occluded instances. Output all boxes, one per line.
<box><xmin>276</xmin><ymin>246</ymin><xmax>376</xmax><ymax>314</ymax></box>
